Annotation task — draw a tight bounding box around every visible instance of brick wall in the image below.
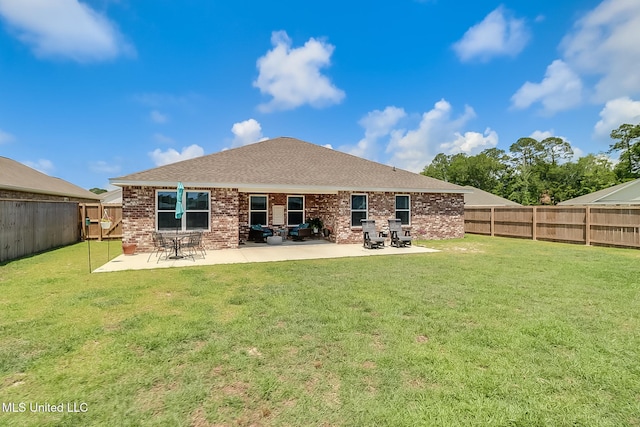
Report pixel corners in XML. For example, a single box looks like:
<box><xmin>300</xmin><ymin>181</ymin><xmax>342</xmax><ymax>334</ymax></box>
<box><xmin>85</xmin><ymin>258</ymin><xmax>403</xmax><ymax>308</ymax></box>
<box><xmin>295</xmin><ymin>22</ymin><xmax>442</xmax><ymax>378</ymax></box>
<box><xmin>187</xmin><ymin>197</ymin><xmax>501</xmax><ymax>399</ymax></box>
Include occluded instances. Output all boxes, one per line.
<box><xmin>122</xmin><ymin>186</ymin><xmax>240</xmax><ymax>251</ymax></box>
<box><xmin>122</xmin><ymin>186</ymin><xmax>156</xmax><ymax>251</ymax></box>
<box><xmin>122</xmin><ymin>186</ymin><xmax>464</xmax><ymax>251</ymax></box>
<box><xmin>332</xmin><ymin>191</ymin><xmax>464</xmax><ymax>244</ymax></box>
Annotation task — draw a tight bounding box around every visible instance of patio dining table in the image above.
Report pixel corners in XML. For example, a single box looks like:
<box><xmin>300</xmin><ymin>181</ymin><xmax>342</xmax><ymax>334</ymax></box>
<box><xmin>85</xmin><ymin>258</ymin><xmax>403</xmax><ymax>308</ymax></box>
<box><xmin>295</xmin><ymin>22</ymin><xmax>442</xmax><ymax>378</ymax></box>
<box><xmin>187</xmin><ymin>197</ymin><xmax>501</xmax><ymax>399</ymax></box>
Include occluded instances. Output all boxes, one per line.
<box><xmin>166</xmin><ymin>234</ymin><xmax>187</xmax><ymax>259</ymax></box>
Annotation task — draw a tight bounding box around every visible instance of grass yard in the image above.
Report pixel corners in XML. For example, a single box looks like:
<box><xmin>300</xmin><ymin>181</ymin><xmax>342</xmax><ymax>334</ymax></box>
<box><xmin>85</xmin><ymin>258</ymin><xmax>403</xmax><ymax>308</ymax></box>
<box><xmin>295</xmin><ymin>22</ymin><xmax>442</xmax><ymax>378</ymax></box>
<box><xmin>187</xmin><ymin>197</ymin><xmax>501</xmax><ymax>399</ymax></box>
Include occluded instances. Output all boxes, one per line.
<box><xmin>0</xmin><ymin>235</ymin><xmax>639</xmax><ymax>426</ymax></box>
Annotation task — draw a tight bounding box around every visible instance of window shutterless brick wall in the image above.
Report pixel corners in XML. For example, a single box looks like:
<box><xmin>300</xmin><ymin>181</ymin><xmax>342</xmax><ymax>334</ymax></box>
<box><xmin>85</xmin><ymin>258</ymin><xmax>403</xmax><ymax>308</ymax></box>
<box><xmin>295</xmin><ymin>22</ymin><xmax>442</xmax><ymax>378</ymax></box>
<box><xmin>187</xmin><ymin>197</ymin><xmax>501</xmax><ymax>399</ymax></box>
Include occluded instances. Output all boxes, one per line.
<box><xmin>333</xmin><ymin>191</ymin><xmax>465</xmax><ymax>244</ymax></box>
<box><xmin>122</xmin><ymin>186</ymin><xmax>464</xmax><ymax>251</ymax></box>
<box><xmin>122</xmin><ymin>186</ymin><xmax>240</xmax><ymax>251</ymax></box>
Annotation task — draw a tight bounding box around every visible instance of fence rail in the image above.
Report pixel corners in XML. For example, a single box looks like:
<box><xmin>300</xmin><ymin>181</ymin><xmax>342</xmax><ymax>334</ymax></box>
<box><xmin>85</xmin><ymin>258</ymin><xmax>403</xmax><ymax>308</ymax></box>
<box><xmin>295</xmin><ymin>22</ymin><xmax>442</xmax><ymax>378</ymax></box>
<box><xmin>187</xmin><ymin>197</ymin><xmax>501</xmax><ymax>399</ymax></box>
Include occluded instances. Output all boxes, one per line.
<box><xmin>465</xmin><ymin>206</ymin><xmax>640</xmax><ymax>249</ymax></box>
<box><xmin>0</xmin><ymin>199</ymin><xmax>79</xmax><ymax>262</ymax></box>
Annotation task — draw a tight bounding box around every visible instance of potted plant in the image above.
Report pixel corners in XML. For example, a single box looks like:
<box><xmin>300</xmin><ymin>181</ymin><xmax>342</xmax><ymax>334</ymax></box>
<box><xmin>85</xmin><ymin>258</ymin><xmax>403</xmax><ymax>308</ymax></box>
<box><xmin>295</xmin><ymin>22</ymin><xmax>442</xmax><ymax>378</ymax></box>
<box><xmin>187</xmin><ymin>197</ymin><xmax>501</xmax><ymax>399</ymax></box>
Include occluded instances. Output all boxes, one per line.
<box><xmin>122</xmin><ymin>241</ymin><xmax>137</xmax><ymax>255</ymax></box>
<box><xmin>100</xmin><ymin>209</ymin><xmax>112</xmax><ymax>230</ymax></box>
<box><xmin>309</xmin><ymin>217</ymin><xmax>323</xmax><ymax>234</ymax></box>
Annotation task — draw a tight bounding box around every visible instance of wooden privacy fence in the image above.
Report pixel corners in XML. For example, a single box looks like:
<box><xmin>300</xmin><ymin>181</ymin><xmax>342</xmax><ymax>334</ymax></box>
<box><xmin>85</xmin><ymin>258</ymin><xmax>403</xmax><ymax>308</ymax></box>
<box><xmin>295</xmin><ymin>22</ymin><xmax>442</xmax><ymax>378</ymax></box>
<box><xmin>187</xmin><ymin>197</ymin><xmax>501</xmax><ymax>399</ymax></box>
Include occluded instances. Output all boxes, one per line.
<box><xmin>79</xmin><ymin>203</ymin><xmax>123</xmax><ymax>241</ymax></box>
<box><xmin>0</xmin><ymin>199</ymin><xmax>79</xmax><ymax>262</ymax></box>
<box><xmin>465</xmin><ymin>206</ymin><xmax>640</xmax><ymax>249</ymax></box>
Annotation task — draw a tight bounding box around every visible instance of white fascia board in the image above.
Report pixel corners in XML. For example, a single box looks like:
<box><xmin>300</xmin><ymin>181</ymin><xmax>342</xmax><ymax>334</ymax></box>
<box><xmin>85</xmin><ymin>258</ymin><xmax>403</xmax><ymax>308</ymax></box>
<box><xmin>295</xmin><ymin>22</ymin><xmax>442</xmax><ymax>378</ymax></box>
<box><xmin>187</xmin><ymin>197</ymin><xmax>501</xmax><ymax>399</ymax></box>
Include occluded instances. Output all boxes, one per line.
<box><xmin>110</xmin><ymin>180</ymin><xmax>469</xmax><ymax>194</ymax></box>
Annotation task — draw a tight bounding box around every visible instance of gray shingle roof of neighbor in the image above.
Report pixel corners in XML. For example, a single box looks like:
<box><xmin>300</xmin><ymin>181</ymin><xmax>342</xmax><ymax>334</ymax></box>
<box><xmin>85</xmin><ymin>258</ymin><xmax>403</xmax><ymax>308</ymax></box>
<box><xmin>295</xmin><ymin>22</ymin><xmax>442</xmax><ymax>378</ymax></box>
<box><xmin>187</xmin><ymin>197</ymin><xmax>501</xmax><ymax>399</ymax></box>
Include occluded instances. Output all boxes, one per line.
<box><xmin>463</xmin><ymin>186</ymin><xmax>521</xmax><ymax>207</ymax></box>
<box><xmin>557</xmin><ymin>178</ymin><xmax>640</xmax><ymax>205</ymax></box>
<box><xmin>0</xmin><ymin>156</ymin><xmax>101</xmax><ymax>200</ymax></box>
<box><xmin>111</xmin><ymin>136</ymin><xmax>469</xmax><ymax>193</ymax></box>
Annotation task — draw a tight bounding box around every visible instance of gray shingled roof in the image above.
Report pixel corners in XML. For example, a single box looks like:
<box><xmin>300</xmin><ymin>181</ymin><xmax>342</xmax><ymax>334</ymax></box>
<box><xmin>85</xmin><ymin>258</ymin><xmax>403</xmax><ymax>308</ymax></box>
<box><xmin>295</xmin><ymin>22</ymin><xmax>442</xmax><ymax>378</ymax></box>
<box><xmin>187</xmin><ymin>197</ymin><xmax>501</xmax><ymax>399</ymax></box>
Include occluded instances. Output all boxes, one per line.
<box><xmin>0</xmin><ymin>156</ymin><xmax>101</xmax><ymax>200</ymax></box>
<box><xmin>111</xmin><ymin>137</ymin><xmax>468</xmax><ymax>193</ymax></box>
<box><xmin>463</xmin><ymin>186</ymin><xmax>521</xmax><ymax>207</ymax></box>
<box><xmin>557</xmin><ymin>178</ymin><xmax>640</xmax><ymax>205</ymax></box>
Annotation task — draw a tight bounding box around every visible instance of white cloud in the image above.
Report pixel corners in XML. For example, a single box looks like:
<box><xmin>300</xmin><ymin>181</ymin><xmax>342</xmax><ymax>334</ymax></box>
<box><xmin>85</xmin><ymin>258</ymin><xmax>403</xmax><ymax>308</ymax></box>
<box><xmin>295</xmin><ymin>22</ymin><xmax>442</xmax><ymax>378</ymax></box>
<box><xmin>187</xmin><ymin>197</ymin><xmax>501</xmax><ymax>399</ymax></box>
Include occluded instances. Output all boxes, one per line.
<box><xmin>511</xmin><ymin>60</ymin><xmax>583</xmax><ymax>114</ymax></box>
<box><xmin>0</xmin><ymin>128</ymin><xmax>15</xmax><ymax>144</ymax></box>
<box><xmin>22</xmin><ymin>158</ymin><xmax>54</xmax><ymax>174</ymax></box>
<box><xmin>153</xmin><ymin>133</ymin><xmax>174</xmax><ymax>144</ymax></box>
<box><xmin>149</xmin><ymin>144</ymin><xmax>204</xmax><ymax>166</ymax></box>
<box><xmin>231</xmin><ymin>119</ymin><xmax>267</xmax><ymax>147</ymax></box>
<box><xmin>253</xmin><ymin>30</ymin><xmax>345</xmax><ymax>112</ymax></box>
<box><xmin>561</xmin><ymin>0</ymin><xmax>640</xmax><ymax>102</ymax></box>
<box><xmin>512</xmin><ymin>0</ymin><xmax>640</xmax><ymax>115</ymax></box>
<box><xmin>150</xmin><ymin>110</ymin><xmax>168</xmax><ymax>124</ymax></box>
<box><xmin>594</xmin><ymin>96</ymin><xmax>640</xmax><ymax>139</ymax></box>
<box><xmin>0</xmin><ymin>0</ymin><xmax>134</xmax><ymax>62</ymax></box>
<box><xmin>343</xmin><ymin>100</ymin><xmax>497</xmax><ymax>172</ymax></box>
<box><xmin>383</xmin><ymin>99</ymin><xmax>495</xmax><ymax>172</ymax></box>
<box><xmin>453</xmin><ymin>6</ymin><xmax>530</xmax><ymax>62</ymax></box>
<box><xmin>348</xmin><ymin>106</ymin><xmax>406</xmax><ymax>158</ymax></box>
<box><xmin>529</xmin><ymin>130</ymin><xmax>554</xmax><ymax>141</ymax></box>
<box><xmin>439</xmin><ymin>128</ymin><xmax>498</xmax><ymax>154</ymax></box>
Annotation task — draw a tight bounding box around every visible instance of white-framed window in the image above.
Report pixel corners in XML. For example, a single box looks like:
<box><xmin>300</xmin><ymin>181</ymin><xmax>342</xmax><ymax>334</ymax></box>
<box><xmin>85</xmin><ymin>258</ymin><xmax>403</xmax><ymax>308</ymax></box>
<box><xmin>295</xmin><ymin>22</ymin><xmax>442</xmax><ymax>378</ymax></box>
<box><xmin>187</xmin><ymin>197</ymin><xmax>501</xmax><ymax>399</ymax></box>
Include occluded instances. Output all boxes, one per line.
<box><xmin>249</xmin><ymin>195</ymin><xmax>268</xmax><ymax>226</ymax></box>
<box><xmin>287</xmin><ymin>195</ymin><xmax>305</xmax><ymax>226</ymax></box>
<box><xmin>157</xmin><ymin>190</ymin><xmax>210</xmax><ymax>231</ymax></box>
<box><xmin>351</xmin><ymin>194</ymin><xmax>368</xmax><ymax>227</ymax></box>
<box><xmin>395</xmin><ymin>195</ymin><xmax>410</xmax><ymax>225</ymax></box>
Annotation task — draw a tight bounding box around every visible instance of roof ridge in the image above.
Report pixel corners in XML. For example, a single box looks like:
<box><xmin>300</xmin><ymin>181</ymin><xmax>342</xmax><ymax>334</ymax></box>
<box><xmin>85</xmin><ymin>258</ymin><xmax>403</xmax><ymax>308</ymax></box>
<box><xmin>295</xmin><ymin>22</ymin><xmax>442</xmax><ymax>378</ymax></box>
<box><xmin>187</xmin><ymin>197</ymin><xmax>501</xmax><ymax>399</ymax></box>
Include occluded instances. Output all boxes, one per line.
<box><xmin>110</xmin><ymin>136</ymin><xmax>466</xmax><ymax>193</ymax></box>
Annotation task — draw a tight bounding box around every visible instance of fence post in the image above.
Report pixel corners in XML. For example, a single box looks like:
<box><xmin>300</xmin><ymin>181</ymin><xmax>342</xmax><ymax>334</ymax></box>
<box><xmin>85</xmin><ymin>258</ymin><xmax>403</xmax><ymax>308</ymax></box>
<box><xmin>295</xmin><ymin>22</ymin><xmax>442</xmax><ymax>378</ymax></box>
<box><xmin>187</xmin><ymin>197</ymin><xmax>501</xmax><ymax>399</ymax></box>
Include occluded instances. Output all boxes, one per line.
<box><xmin>532</xmin><ymin>206</ymin><xmax>537</xmax><ymax>241</ymax></box>
<box><xmin>490</xmin><ymin>207</ymin><xmax>495</xmax><ymax>237</ymax></box>
<box><xmin>585</xmin><ymin>206</ymin><xmax>591</xmax><ymax>246</ymax></box>
<box><xmin>98</xmin><ymin>203</ymin><xmax>103</xmax><ymax>242</ymax></box>
<box><xmin>81</xmin><ymin>204</ymin><xmax>86</xmax><ymax>240</ymax></box>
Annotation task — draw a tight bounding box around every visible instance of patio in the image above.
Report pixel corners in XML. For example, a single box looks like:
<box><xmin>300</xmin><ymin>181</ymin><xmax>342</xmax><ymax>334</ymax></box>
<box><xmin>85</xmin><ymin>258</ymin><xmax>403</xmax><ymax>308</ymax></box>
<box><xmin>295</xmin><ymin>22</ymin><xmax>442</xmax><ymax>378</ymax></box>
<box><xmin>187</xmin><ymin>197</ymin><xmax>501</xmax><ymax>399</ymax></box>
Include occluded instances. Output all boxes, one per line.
<box><xmin>92</xmin><ymin>240</ymin><xmax>438</xmax><ymax>272</ymax></box>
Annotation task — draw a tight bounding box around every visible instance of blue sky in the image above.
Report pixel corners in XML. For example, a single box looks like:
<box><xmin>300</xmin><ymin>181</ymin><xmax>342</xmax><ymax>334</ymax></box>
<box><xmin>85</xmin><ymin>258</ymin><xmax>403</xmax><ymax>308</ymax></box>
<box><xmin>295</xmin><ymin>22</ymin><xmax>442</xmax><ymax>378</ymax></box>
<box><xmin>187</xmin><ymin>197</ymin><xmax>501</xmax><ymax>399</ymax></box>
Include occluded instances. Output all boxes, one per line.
<box><xmin>2</xmin><ymin>0</ymin><xmax>640</xmax><ymax>190</ymax></box>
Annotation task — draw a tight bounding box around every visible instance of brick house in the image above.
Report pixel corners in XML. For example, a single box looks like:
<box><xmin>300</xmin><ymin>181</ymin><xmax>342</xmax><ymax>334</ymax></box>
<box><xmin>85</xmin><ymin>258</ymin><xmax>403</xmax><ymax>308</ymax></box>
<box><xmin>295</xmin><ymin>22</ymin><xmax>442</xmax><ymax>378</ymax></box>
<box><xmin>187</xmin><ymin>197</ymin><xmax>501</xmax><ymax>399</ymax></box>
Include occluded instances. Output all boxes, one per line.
<box><xmin>110</xmin><ymin>137</ymin><xmax>468</xmax><ymax>251</ymax></box>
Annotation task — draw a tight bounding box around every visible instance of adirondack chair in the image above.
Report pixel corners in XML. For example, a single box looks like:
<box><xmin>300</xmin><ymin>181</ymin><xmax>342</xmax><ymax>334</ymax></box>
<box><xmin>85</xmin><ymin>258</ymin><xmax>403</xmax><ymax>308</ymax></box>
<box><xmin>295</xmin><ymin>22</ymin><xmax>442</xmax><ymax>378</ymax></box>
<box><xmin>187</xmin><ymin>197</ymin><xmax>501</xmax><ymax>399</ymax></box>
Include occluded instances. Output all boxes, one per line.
<box><xmin>361</xmin><ymin>219</ymin><xmax>385</xmax><ymax>249</ymax></box>
<box><xmin>388</xmin><ymin>218</ymin><xmax>412</xmax><ymax>247</ymax></box>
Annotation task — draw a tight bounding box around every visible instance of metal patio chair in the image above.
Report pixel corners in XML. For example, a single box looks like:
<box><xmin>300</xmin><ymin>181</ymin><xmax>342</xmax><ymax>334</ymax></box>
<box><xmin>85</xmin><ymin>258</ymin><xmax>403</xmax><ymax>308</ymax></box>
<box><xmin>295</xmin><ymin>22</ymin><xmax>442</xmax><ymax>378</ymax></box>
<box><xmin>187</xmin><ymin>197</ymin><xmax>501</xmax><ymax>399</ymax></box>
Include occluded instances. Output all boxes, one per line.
<box><xmin>147</xmin><ymin>231</ymin><xmax>172</xmax><ymax>263</ymax></box>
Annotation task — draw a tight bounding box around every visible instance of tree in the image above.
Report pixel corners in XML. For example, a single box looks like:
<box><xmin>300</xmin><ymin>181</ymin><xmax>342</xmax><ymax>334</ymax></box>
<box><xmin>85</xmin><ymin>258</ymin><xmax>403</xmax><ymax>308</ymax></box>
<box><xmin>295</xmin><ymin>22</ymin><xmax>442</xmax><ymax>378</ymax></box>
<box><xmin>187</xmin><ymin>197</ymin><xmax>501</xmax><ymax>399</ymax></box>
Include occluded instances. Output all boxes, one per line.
<box><xmin>90</xmin><ymin>188</ymin><xmax>108</xmax><ymax>194</ymax></box>
<box><xmin>422</xmin><ymin>153</ymin><xmax>453</xmax><ymax>182</ymax></box>
<box><xmin>553</xmin><ymin>154</ymin><xmax>616</xmax><ymax>202</ymax></box>
<box><xmin>509</xmin><ymin>137</ymin><xmax>545</xmax><ymax>168</ymax></box>
<box><xmin>609</xmin><ymin>123</ymin><xmax>640</xmax><ymax>180</ymax></box>
<box><xmin>422</xmin><ymin>149</ymin><xmax>514</xmax><ymax>199</ymax></box>
<box><xmin>508</xmin><ymin>138</ymin><xmax>546</xmax><ymax>204</ymax></box>
<box><xmin>541</xmin><ymin>137</ymin><xmax>573</xmax><ymax>166</ymax></box>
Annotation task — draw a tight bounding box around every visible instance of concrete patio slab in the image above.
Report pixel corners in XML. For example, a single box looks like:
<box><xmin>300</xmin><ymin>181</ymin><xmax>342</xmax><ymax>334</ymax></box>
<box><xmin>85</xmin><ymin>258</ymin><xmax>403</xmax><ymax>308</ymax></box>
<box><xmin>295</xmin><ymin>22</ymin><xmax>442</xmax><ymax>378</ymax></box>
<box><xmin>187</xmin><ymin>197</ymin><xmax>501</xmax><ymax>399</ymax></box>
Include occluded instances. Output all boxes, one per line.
<box><xmin>93</xmin><ymin>241</ymin><xmax>438</xmax><ymax>273</ymax></box>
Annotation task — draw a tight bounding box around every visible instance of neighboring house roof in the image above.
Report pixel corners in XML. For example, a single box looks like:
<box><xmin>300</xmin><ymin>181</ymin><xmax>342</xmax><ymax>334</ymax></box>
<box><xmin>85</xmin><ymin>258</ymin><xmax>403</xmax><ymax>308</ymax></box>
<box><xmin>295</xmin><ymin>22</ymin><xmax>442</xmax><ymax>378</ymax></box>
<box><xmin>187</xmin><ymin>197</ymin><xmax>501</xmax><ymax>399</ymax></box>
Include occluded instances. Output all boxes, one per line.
<box><xmin>111</xmin><ymin>137</ymin><xmax>469</xmax><ymax>194</ymax></box>
<box><xmin>557</xmin><ymin>178</ymin><xmax>640</xmax><ymax>206</ymax></box>
<box><xmin>0</xmin><ymin>156</ymin><xmax>101</xmax><ymax>201</ymax></box>
<box><xmin>101</xmin><ymin>188</ymin><xmax>122</xmax><ymax>204</ymax></box>
<box><xmin>463</xmin><ymin>186</ymin><xmax>521</xmax><ymax>207</ymax></box>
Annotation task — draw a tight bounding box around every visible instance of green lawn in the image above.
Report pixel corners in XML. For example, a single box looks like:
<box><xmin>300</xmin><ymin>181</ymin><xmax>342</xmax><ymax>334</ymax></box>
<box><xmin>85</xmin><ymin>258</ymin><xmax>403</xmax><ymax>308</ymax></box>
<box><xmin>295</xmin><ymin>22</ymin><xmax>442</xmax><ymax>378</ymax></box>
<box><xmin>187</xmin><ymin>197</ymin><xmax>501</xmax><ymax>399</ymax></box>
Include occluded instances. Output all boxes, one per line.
<box><xmin>1</xmin><ymin>235</ymin><xmax>639</xmax><ymax>426</ymax></box>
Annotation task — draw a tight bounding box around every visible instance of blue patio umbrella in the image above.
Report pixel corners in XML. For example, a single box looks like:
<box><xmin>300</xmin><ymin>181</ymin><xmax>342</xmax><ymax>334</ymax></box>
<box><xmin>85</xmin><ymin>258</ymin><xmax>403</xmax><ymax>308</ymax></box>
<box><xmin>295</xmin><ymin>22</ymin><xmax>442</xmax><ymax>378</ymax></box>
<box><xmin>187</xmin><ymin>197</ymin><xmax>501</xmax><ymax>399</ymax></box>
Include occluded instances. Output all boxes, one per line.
<box><xmin>175</xmin><ymin>182</ymin><xmax>184</xmax><ymax>221</ymax></box>
<box><xmin>175</xmin><ymin>182</ymin><xmax>184</xmax><ymax>236</ymax></box>
<box><xmin>169</xmin><ymin>182</ymin><xmax>185</xmax><ymax>258</ymax></box>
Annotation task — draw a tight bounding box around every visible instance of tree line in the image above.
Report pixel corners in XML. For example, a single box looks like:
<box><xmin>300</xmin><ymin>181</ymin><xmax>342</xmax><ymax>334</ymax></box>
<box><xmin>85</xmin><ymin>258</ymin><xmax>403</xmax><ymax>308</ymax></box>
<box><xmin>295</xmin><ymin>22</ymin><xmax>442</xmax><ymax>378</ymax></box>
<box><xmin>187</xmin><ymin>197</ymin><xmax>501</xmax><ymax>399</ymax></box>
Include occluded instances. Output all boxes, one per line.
<box><xmin>421</xmin><ymin>123</ymin><xmax>640</xmax><ymax>205</ymax></box>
